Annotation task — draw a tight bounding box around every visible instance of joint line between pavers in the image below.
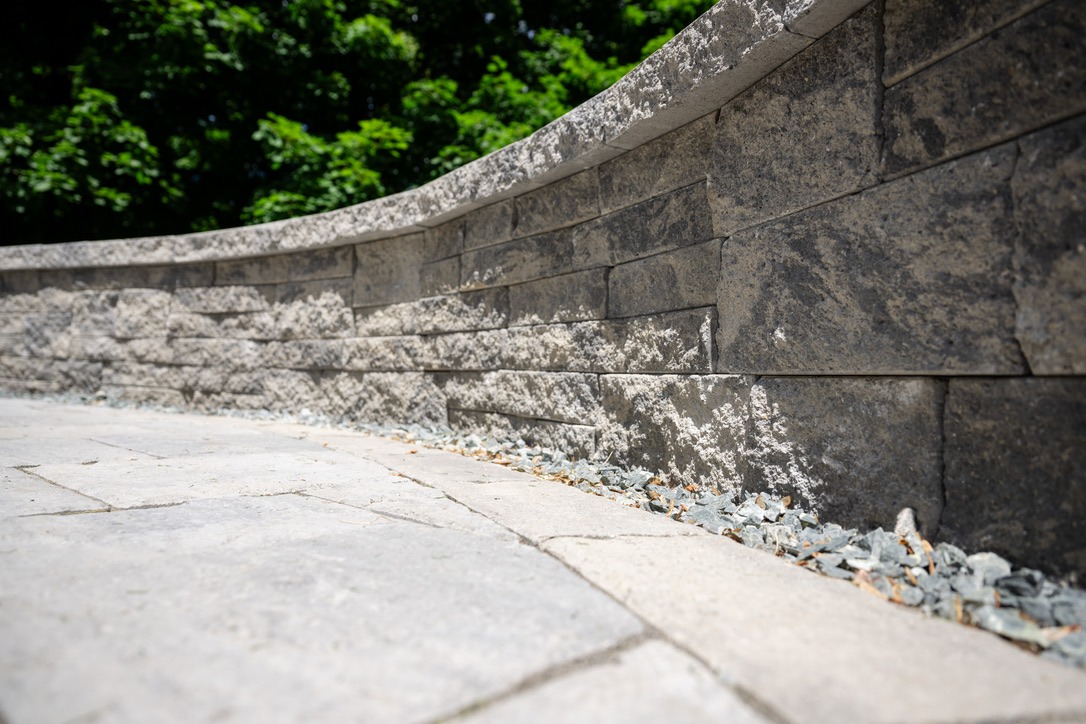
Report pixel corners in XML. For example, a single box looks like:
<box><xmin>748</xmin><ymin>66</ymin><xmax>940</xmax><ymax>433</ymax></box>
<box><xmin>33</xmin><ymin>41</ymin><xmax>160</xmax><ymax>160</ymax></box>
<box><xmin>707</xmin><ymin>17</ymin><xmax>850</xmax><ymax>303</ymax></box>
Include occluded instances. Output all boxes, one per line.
<box><xmin>86</xmin><ymin>437</ymin><xmax>168</xmax><ymax>460</ymax></box>
<box><xmin>16</xmin><ymin>465</ymin><xmax>114</xmax><ymax>510</ymax></box>
<box><xmin>294</xmin><ymin>491</ymin><xmax>444</xmax><ymax>531</ymax></box>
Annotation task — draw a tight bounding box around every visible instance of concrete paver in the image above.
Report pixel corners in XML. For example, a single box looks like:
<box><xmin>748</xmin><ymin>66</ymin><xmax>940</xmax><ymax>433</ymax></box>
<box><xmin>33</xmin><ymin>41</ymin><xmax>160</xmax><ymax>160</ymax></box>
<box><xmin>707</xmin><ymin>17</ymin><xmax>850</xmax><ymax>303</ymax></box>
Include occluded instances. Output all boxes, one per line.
<box><xmin>1</xmin><ymin>397</ymin><xmax>1085</xmax><ymax>723</ymax></box>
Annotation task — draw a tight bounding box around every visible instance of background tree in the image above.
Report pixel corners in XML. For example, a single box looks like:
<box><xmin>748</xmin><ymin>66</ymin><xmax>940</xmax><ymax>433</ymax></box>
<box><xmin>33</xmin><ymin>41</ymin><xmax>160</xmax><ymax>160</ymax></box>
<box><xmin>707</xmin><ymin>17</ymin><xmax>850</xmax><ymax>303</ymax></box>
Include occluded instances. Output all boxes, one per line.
<box><xmin>0</xmin><ymin>0</ymin><xmax>716</xmax><ymax>245</ymax></box>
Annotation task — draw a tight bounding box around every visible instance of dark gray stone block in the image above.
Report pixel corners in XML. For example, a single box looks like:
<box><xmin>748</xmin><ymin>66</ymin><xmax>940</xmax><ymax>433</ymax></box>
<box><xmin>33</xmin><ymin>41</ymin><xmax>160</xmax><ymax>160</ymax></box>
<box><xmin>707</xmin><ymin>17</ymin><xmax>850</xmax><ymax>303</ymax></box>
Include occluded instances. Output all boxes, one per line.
<box><xmin>508</xmin><ymin>270</ymin><xmax>607</xmax><ymax>327</ymax></box>
<box><xmin>353</xmin><ymin>233</ymin><xmax>425</xmax><ymax>307</ymax></box>
<box><xmin>514</xmin><ymin>171</ymin><xmax>599</xmax><ymax>239</ymax></box>
<box><xmin>609</xmin><ymin>241</ymin><xmax>720</xmax><ymax>319</ymax></box>
<box><xmin>424</xmin><ymin>218</ymin><xmax>464</xmax><ymax>261</ymax></box>
<box><xmin>420</xmin><ymin>257</ymin><xmax>461</xmax><ymax>298</ymax></box>
<box><xmin>461</xmin><ymin>230</ymin><xmax>574</xmax><ymax>290</ymax></box>
<box><xmin>464</xmin><ymin>200</ymin><xmax>514</xmax><ymax>251</ymax></box>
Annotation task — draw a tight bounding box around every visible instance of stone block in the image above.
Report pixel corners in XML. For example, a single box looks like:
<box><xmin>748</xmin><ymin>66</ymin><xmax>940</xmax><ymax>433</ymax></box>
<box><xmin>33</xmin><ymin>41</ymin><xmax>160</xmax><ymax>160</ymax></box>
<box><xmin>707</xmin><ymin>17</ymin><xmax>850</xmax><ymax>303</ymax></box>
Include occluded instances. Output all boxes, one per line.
<box><xmin>101</xmin><ymin>385</ymin><xmax>186</xmax><ymax>408</ymax></box>
<box><xmin>275</xmin><ymin>277</ymin><xmax>352</xmax><ymax>306</ymax></box>
<box><xmin>424</xmin><ymin>218</ymin><xmax>464</xmax><ymax>261</ymax></box>
<box><xmin>463</xmin><ymin>199</ymin><xmax>513</xmax><ymax>251</ymax></box>
<box><xmin>0</xmin><ymin>335</ymin><xmax>24</xmax><ymax>356</ymax></box>
<box><xmin>441</xmin><ymin>371</ymin><xmax>600</xmax><ymax>426</ymax></box>
<box><xmin>0</xmin><ymin>315</ymin><xmax>23</xmax><ymax>336</ymax></box>
<box><xmin>320</xmin><ymin>371</ymin><xmax>447</xmax><ymax>425</ymax></box>
<box><xmin>288</xmin><ymin>245</ymin><xmax>352</xmax><ymax>282</ymax></box>
<box><xmin>513</xmin><ymin>170</ymin><xmax>599</xmax><ymax>238</ymax></box>
<box><xmin>747</xmin><ymin>376</ymin><xmax>944</xmax><ymax>534</ymax></box>
<box><xmin>709</xmin><ymin>6</ymin><xmax>878</xmax><ymax>237</ymax></box>
<box><xmin>883</xmin><ymin>0</ymin><xmax>1048</xmax><ymax>86</ymax></box>
<box><xmin>264</xmin><ymin>340</ymin><xmax>344</xmax><ymax>370</ymax></box>
<box><xmin>883</xmin><ymin>0</ymin><xmax>1086</xmax><ymax>177</ymax></box>
<box><xmin>598</xmin><ymin>114</ymin><xmax>713</xmax><ymax>214</ymax></box>
<box><xmin>273</xmin><ymin>288</ymin><xmax>354</xmax><ymax>340</ymax></box>
<box><xmin>173</xmin><ymin>286</ymin><xmax>273</xmax><ymax>314</ymax></box>
<box><xmin>448</xmin><ymin>409</ymin><xmax>597</xmax><ymax>460</ymax></box>
<box><xmin>508</xmin><ymin>269</ymin><xmax>607</xmax><ymax>327</ymax></box>
<box><xmin>420</xmin><ymin>257</ymin><xmax>460</xmax><ymax>297</ymax></box>
<box><xmin>783</xmin><ymin>0</ymin><xmax>872</xmax><ymax>37</ymax></box>
<box><xmin>353</xmin><ymin>233</ymin><xmax>425</xmax><ymax>307</ymax></box>
<box><xmin>1011</xmin><ymin>114</ymin><xmax>1086</xmax><ymax>374</ymax></box>
<box><xmin>166</xmin><ymin>339</ymin><xmax>263</xmax><ymax>369</ymax></box>
<box><xmin>24</xmin><ymin>312</ymin><xmax>72</xmax><ymax>357</ymax></box>
<box><xmin>573</xmin><ymin>183</ymin><xmax>713</xmax><ymax>269</ymax></box>
<box><xmin>609</xmin><ymin>241</ymin><xmax>720</xmax><ymax>318</ymax></box>
<box><xmin>68</xmin><ymin>336</ymin><xmax>128</xmax><ymax>362</ymax></box>
<box><xmin>943</xmin><ymin>378</ymin><xmax>1086</xmax><ymax>577</ymax></box>
<box><xmin>0</xmin><ymin>271</ymin><xmax>39</xmax><ymax>294</ymax></box>
<box><xmin>40</xmin><ymin>264</ymin><xmax>213</xmax><ymax>290</ymax></box>
<box><xmin>355</xmin><ymin>290</ymin><xmax>508</xmax><ymax>336</ymax></box>
<box><xmin>112</xmin><ymin>290</ymin><xmax>171</xmax><ymax>339</ymax></box>
<box><xmin>341</xmin><ymin>337</ymin><xmax>423</xmax><ymax>372</ymax></box>
<box><xmin>260</xmin><ymin>368</ymin><xmax>327</xmax><ymax>415</ymax></box>
<box><xmin>460</xmin><ymin>230</ymin><xmax>574</xmax><ymax>290</ymax></box>
<box><xmin>598</xmin><ymin>374</ymin><xmax>751</xmax><ymax>488</ymax></box>
<box><xmin>717</xmin><ymin>145</ymin><xmax>1021</xmax><ymax>375</ymax></box>
<box><xmin>215</xmin><ymin>255</ymin><xmax>290</xmax><ymax>286</ymax></box>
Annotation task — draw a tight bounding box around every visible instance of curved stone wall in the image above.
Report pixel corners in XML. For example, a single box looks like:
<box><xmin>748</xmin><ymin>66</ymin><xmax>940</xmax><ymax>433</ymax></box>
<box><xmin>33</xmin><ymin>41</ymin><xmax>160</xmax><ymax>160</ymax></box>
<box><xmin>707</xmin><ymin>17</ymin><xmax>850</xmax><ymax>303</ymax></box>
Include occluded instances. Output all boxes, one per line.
<box><xmin>2</xmin><ymin>0</ymin><xmax>1084</xmax><ymax>576</ymax></box>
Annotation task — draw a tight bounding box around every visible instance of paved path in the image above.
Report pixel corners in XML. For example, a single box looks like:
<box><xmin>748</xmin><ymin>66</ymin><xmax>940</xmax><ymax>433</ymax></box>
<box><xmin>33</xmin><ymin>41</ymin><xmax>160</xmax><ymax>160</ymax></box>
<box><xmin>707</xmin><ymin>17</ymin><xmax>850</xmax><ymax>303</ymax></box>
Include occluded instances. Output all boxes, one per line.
<box><xmin>1</xmin><ymin>398</ymin><xmax>1084</xmax><ymax>724</ymax></box>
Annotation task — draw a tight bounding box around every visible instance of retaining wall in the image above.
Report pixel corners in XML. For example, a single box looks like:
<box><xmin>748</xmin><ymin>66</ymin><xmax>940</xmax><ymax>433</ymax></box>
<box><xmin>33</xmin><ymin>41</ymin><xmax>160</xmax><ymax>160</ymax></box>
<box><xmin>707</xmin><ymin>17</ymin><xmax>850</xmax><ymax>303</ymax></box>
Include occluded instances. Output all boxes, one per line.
<box><xmin>2</xmin><ymin>0</ymin><xmax>1084</xmax><ymax>575</ymax></box>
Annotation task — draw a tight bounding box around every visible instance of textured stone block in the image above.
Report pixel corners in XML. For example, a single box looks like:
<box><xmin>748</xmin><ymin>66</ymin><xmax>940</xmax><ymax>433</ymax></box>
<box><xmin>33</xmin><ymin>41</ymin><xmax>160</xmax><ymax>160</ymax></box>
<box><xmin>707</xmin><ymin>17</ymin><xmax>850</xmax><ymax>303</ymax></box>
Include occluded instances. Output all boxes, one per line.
<box><xmin>598</xmin><ymin>375</ymin><xmax>750</xmax><ymax>488</ymax></box>
<box><xmin>276</xmin><ymin>277</ymin><xmax>351</xmax><ymax>306</ymax></box>
<box><xmin>448</xmin><ymin>409</ymin><xmax>596</xmax><ymax>459</ymax></box>
<box><xmin>1011</xmin><ymin>115</ymin><xmax>1086</xmax><ymax>374</ymax></box>
<box><xmin>341</xmin><ymin>337</ymin><xmax>423</xmax><ymax>372</ymax></box>
<box><xmin>573</xmin><ymin>183</ymin><xmax>713</xmax><ymax>269</ymax></box>
<box><xmin>273</xmin><ymin>296</ymin><xmax>354</xmax><ymax>340</ymax></box>
<box><xmin>609</xmin><ymin>241</ymin><xmax>720</xmax><ymax>319</ymax></box>
<box><xmin>747</xmin><ymin>377</ymin><xmax>944</xmax><ymax>534</ymax></box>
<box><xmin>174</xmin><ymin>286</ymin><xmax>273</xmax><ymax>314</ymax></box>
<box><xmin>320</xmin><ymin>371</ymin><xmax>447</xmax><ymax>425</ymax></box>
<box><xmin>216</xmin><ymin>255</ymin><xmax>289</xmax><ymax>286</ymax></box>
<box><xmin>461</xmin><ymin>230</ymin><xmax>573</xmax><ymax>290</ymax></box>
<box><xmin>420</xmin><ymin>257</ymin><xmax>460</xmax><ymax>297</ymax></box>
<box><xmin>508</xmin><ymin>269</ymin><xmax>607</xmax><ymax>327</ymax></box>
<box><xmin>101</xmin><ymin>385</ymin><xmax>186</xmax><ymax>408</ymax></box>
<box><xmin>421</xmin><ymin>308</ymin><xmax>714</xmax><ymax>374</ymax></box>
<box><xmin>0</xmin><ymin>315</ymin><xmax>23</xmax><ymax>336</ymax></box>
<box><xmin>260</xmin><ymin>368</ymin><xmax>327</xmax><ymax>414</ymax></box>
<box><xmin>355</xmin><ymin>290</ymin><xmax>508</xmax><ymax>336</ymax></box>
<box><xmin>441</xmin><ymin>371</ymin><xmax>599</xmax><ymax>426</ymax></box>
<box><xmin>883</xmin><ymin>0</ymin><xmax>1086</xmax><ymax>176</ymax></box>
<box><xmin>39</xmin><ymin>264</ymin><xmax>213</xmax><ymax>290</ymax></box>
<box><xmin>514</xmin><ymin>170</ymin><xmax>599</xmax><ymax>238</ymax></box>
<box><xmin>598</xmin><ymin>114</ymin><xmax>713</xmax><ymax>214</ymax></box>
<box><xmin>264</xmin><ymin>340</ymin><xmax>344</xmax><ymax>370</ymax></box>
<box><xmin>709</xmin><ymin>6</ymin><xmax>878</xmax><ymax>237</ymax></box>
<box><xmin>68</xmin><ymin>336</ymin><xmax>128</xmax><ymax>362</ymax></box>
<box><xmin>884</xmin><ymin>0</ymin><xmax>1048</xmax><ymax>86</ymax></box>
<box><xmin>112</xmin><ymin>290</ymin><xmax>171</xmax><ymax>339</ymax></box>
<box><xmin>943</xmin><ymin>378</ymin><xmax>1086</xmax><ymax>577</ymax></box>
<box><xmin>0</xmin><ymin>271</ymin><xmax>39</xmax><ymax>294</ymax></box>
<box><xmin>0</xmin><ymin>335</ymin><xmax>24</xmax><ymax>356</ymax></box>
<box><xmin>353</xmin><ymin>233</ymin><xmax>425</xmax><ymax>307</ymax></box>
<box><xmin>424</xmin><ymin>218</ymin><xmax>464</xmax><ymax>261</ymax></box>
<box><xmin>166</xmin><ymin>339</ymin><xmax>263</xmax><ymax>369</ymax></box>
<box><xmin>463</xmin><ymin>200</ymin><xmax>513</xmax><ymax>251</ymax></box>
<box><xmin>718</xmin><ymin>145</ymin><xmax>1021</xmax><ymax>375</ymax></box>
<box><xmin>24</xmin><ymin>312</ymin><xmax>72</xmax><ymax>357</ymax></box>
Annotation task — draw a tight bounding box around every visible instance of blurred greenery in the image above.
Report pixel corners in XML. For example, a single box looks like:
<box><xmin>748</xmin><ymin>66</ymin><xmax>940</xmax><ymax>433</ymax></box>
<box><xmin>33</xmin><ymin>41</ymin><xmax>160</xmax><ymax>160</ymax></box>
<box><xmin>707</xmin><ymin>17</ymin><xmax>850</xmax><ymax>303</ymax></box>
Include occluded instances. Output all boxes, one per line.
<box><xmin>0</xmin><ymin>0</ymin><xmax>715</xmax><ymax>244</ymax></box>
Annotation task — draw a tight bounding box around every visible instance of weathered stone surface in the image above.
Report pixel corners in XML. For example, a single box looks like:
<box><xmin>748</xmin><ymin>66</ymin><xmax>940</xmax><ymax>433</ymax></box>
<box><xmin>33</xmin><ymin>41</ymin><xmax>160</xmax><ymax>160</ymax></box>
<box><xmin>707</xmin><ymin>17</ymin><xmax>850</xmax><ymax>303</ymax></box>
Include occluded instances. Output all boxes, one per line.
<box><xmin>420</xmin><ymin>256</ymin><xmax>460</xmax><ymax>297</ymax></box>
<box><xmin>461</xmin><ymin>230</ymin><xmax>573</xmax><ymax>290</ymax></box>
<box><xmin>0</xmin><ymin>335</ymin><xmax>24</xmax><ymax>356</ymax></box>
<box><xmin>424</xmin><ymin>218</ymin><xmax>464</xmax><ymax>261</ymax></box>
<box><xmin>883</xmin><ymin>0</ymin><xmax>1086</xmax><ymax>176</ymax></box>
<box><xmin>442</xmin><ymin>371</ymin><xmax>599</xmax><ymax>426</ymax></box>
<box><xmin>101</xmin><ymin>384</ymin><xmax>187</xmax><ymax>407</ymax></box>
<box><xmin>340</xmin><ymin>336</ymin><xmax>423</xmax><ymax>371</ymax></box>
<box><xmin>0</xmin><ymin>271</ymin><xmax>39</xmax><ymax>294</ymax></box>
<box><xmin>39</xmin><ymin>264</ymin><xmax>214</xmax><ymax>291</ymax></box>
<box><xmin>165</xmin><ymin>339</ymin><xmax>264</xmax><ymax>369</ymax></box>
<box><xmin>609</xmin><ymin>241</ymin><xmax>720</xmax><ymax>318</ymax></box>
<box><xmin>1011</xmin><ymin>115</ymin><xmax>1086</xmax><ymax>375</ymax></box>
<box><xmin>353</xmin><ymin>233</ymin><xmax>425</xmax><ymax>307</ymax></box>
<box><xmin>943</xmin><ymin>378</ymin><xmax>1086</xmax><ymax>577</ymax></box>
<box><xmin>0</xmin><ymin>467</ymin><xmax>105</xmax><ymax>517</ymax></box>
<box><xmin>573</xmin><ymin>183</ymin><xmax>713</xmax><ymax>269</ymax></box>
<box><xmin>215</xmin><ymin>254</ymin><xmax>290</xmax><ymax>286</ymax></box>
<box><xmin>275</xmin><ymin>277</ymin><xmax>352</xmax><ymax>306</ymax></box>
<box><xmin>883</xmin><ymin>0</ymin><xmax>1048</xmax><ymax>86</ymax></box>
<box><xmin>102</xmin><ymin>363</ymin><xmax>263</xmax><ymax>395</ymax></box>
<box><xmin>598</xmin><ymin>374</ymin><xmax>751</xmax><ymax>488</ymax></box>
<box><xmin>463</xmin><ymin>199</ymin><xmax>514</xmax><ymax>251</ymax></box>
<box><xmin>598</xmin><ymin>114</ymin><xmax>713</xmax><ymax>214</ymax></box>
<box><xmin>513</xmin><ymin>170</ymin><xmax>599</xmax><ymax>239</ymax></box>
<box><xmin>273</xmin><ymin>295</ymin><xmax>354</xmax><ymax>340</ymax></box>
<box><xmin>167</xmin><ymin>312</ymin><xmax>276</xmax><ymax>340</ymax></box>
<box><xmin>264</xmin><ymin>340</ymin><xmax>344</xmax><ymax>370</ymax></box>
<box><xmin>320</xmin><ymin>371</ymin><xmax>447</xmax><ymax>425</ymax></box>
<box><xmin>174</xmin><ymin>286</ymin><xmax>273</xmax><ymax>314</ymax></box>
<box><xmin>508</xmin><ymin>269</ymin><xmax>607</xmax><ymax>327</ymax></box>
<box><xmin>421</xmin><ymin>308</ymin><xmax>714</xmax><ymax>373</ymax></box>
<box><xmin>746</xmin><ymin>376</ymin><xmax>944</xmax><ymax>535</ymax></box>
<box><xmin>259</xmin><ymin>368</ymin><xmax>327</xmax><ymax>413</ymax></box>
<box><xmin>710</xmin><ymin>6</ymin><xmax>878</xmax><ymax>236</ymax></box>
<box><xmin>717</xmin><ymin>145</ymin><xmax>1021</xmax><ymax>375</ymax></box>
<box><xmin>355</xmin><ymin>290</ymin><xmax>508</xmax><ymax>336</ymax></box>
<box><xmin>23</xmin><ymin>312</ymin><xmax>72</xmax><ymax>357</ymax></box>
<box><xmin>448</xmin><ymin>409</ymin><xmax>597</xmax><ymax>459</ymax></box>
<box><xmin>112</xmin><ymin>290</ymin><xmax>172</xmax><ymax>339</ymax></box>
<box><xmin>783</xmin><ymin>0</ymin><xmax>871</xmax><ymax>37</ymax></box>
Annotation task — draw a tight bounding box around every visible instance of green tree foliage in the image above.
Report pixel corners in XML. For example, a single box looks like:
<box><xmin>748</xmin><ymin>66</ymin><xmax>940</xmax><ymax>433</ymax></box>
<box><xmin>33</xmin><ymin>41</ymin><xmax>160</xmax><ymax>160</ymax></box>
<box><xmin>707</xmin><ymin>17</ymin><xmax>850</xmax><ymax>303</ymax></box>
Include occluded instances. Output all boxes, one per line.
<box><xmin>0</xmin><ymin>0</ymin><xmax>716</xmax><ymax>244</ymax></box>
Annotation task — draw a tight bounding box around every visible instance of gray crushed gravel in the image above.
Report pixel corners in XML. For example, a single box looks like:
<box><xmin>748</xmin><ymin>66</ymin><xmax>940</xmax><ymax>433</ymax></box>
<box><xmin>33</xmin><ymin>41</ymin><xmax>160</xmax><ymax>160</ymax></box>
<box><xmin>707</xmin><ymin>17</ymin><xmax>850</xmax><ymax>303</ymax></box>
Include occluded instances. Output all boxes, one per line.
<box><xmin>12</xmin><ymin>392</ymin><xmax>1086</xmax><ymax>669</ymax></box>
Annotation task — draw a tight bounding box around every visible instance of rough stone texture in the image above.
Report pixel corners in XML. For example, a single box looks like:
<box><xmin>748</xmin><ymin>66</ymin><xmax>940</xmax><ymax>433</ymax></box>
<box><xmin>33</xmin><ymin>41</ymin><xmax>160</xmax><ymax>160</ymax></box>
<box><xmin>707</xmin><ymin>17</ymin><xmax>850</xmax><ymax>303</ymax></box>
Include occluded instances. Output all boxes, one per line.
<box><xmin>717</xmin><ymin>145</ymin><xmax>1021</xmax><ymax>375</ymax></box>
<box><xmin>461</xmin><ymin>230</ymin><xmax>573</xmax><ymax>290</ymax></box>
<box><xmin>353</xmin><ymin>233</ymin><xmax>424</xmax><ymax>307</ymax></box>
<box><xmin>508</xmin><ymin>269</ymin><xmax>607</xmax><ymax>327</ymax></box>
<box><xmin>424</xmin><ymin>218</ymin><xmax>464</xmax><ymax>261</ymax></box>
<box><xmin>943</xmin><ymin>378</ymin><xmax>1086</xmax><ymax>577</ymax></box>
<box><xmin>746</xmin><ymin>376</ymin><xmax>944</xmax><ymax>535</ymax></box>
<box><xmin>421</xmin><ymin>308</ymin><xmax>714</xmax><ymax>374</ymax></box>
<box><xmin>513</xmin><ymin>170</ymin><xmax>599</xmax><ymax>239</ymax></box>
<box><xmin>174</xmin><ymin>286</ymin><xmax>273</xmax><ymax>314</ymax></box>
<box><xmin>598</xmin><ymin>114</ymin><xmax>713</xmax><ymax>214</ymax></box>
<box><xmin>216</xmin><ymin>246</ymin><xmax>351</xmax><ymax>286</ymax></box>
<box><xmin>441</xmin><ymin>371</ymin><xmax>600</xmax><ymax>426</ymax></box>
<box><xmin>38</xmin><ymin>264</ymin><xmax>214</xmax><ymax>290</ymax></box>
<box><xmin>710</xmin><ymin>6</ymin><xmax>878</xmax><ymax>237</ymax></box>
<box><xmin>783</xmin><ymin>0</ymin><xmax>872</xmax><ymax>37</ymax></box>
<box><xmin>265</xmin><ymin>340</ymin><xmax>344</xmax><ymax>370</ymax></box>
<box><xmin>340</xmin><ymin>336</ymin><xmax>423</xmax><ymax>372</ymax></box>
<box><xmin>0</xmin><ymin>271</ymin><xmax>39</xmax><ymax>294</ymax></box>
<box><xmin>1011</xmin><ymin>114</ymin><xmax>1086</xmax><ymax>375</ymax></box>
<box><xmin>320</xmin><ymin>371</ymin><xmax>447</xmax><ymax>425</ymax></box>
<box><xmin>354</xmin><ymin>290</ymin><xmax>508</xmax><ymax>336</ymax></box>
<box><xmin>463</xmin><ymin>199</ymin><xmax>514</xmax><ymax>251</ymax></box>
<box><xmin>883</xmin><ymin>0</ymin><xmax>1049</xmax><ymax>86</ymax></box>
<box><xmin>448</xmin><ymin>409</ymin><xmax>597</xmax><ymax>460</ymax></box>
<box><xmin>420</xmin><ymin>256</ymin><xmax>460</xmax><ymax>297</ymax></box>
<box><xmin>609</xmin><ymin>241</ymin><xmax>720</xmax><ymax>319</ymax></box>
<box><xmin>573</xmin><ymin>183</ymin><xmax>713</xmax><ymax>269</ymax></box>
<box><xmin>598</xmin><ymin>375</ymin><xmax>751</xmax><ymax>488</ymax></box>
<box><xmin>883</xmin><ymin>0</ymin><xmax>1086</xmax><ymax>177</ymax></box>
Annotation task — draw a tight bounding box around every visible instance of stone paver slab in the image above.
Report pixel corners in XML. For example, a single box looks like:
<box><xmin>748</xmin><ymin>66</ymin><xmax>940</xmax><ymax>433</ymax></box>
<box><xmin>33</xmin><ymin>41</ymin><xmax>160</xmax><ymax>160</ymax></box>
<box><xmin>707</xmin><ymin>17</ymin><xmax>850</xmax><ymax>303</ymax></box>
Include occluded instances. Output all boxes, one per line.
<box><xmin>0</xmin><ymin>467</ymin><xmax>105</xmax><ymax>517</ymax></box>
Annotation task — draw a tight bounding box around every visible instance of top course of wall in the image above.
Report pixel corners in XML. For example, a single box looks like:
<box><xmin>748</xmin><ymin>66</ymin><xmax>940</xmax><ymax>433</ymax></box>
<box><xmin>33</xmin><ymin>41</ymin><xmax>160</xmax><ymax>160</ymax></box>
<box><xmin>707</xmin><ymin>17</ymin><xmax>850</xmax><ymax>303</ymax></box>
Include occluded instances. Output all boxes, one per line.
<box><xmin>0</xmin><ymin>0</ymin><xmax>868</xmax><ymax>270</ymax></box>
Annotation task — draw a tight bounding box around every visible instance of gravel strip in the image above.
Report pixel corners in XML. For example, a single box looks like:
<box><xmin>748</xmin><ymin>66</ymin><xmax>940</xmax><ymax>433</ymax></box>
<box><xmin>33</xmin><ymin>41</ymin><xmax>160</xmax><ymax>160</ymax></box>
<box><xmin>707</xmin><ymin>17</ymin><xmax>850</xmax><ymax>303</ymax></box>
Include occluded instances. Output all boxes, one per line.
<box><xmin>12</xmin><ymin>392</ymin><xmax>1086</xmax><ymax>669</ymax></box>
